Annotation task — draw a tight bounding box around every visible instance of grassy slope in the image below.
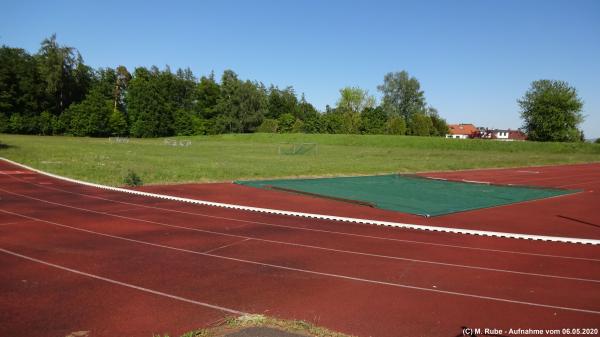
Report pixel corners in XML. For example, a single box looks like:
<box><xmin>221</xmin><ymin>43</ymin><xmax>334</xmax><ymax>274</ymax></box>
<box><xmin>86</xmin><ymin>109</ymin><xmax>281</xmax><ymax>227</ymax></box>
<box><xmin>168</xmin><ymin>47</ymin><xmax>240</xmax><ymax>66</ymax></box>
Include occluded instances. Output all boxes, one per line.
<box><xmin>1</xmin><ymin>133</ymin><xmax>599</xmax><ymax>186</ymax></box>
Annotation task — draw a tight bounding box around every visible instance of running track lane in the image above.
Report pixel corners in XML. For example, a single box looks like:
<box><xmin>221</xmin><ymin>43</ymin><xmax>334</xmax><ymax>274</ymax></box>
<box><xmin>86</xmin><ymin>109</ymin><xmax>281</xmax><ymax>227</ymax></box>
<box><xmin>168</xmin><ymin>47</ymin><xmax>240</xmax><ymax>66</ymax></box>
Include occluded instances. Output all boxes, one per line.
<box><xmin>0</xmin><ymin>163</ymin><xmax>599</xmax><ymax>336</ymax></box>
<box><xmin>134</xmin><ymin>163</ymin><xmax>600</xmax><ymax>239</ymax></box>
<box><xmin>2</xmin><ymin>161</ymin><xmax>600</xmax><ymax>259</ymax></box>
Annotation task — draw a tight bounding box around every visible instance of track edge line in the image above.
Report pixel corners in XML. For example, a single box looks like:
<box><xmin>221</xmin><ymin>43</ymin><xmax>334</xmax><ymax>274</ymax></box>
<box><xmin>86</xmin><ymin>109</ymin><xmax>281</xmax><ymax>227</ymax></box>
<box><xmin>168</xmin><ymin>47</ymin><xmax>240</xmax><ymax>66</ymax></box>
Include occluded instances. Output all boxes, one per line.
<box><xmin>2</xmin><ymin>157</ymin><xmax>598</xmax><ymax>245</ymax></box>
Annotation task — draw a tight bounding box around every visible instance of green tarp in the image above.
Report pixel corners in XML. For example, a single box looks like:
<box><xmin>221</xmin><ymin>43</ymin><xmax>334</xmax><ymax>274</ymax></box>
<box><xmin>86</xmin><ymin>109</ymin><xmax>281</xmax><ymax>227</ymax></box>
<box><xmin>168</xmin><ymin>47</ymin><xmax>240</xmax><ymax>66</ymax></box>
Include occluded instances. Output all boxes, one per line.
<box><xmin>236</xmin><ymin>175</ymin><xmax>578</xmax><ymax>216</ymax></box>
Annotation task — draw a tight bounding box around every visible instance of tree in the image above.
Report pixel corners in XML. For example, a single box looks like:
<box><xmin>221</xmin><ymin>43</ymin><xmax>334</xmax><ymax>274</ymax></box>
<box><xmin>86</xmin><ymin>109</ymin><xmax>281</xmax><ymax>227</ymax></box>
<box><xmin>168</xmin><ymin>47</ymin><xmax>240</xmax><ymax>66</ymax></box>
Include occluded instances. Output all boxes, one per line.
<box><xmin>113</xmin><ymin>65</ymin><xmax>131</xmax><ymax>114</ymax></box>
<box><xmin>336</xmin><ymin>87</ymin><xmax>375</xmax><ymax>115</ymax></box>
<box><xmin>127</xmin><ymin>67</ymin><xmax>171</xmax><ymax>137</ymax></box>
<box><xmin>334</xmin><ymin>87</ymin><xmax>374</xmax><ymax>134</ymax></box>
<box><xmin>427</xmin><ymin>107</ymin><xmax>449</xmax><ymax>136</ymax></box>
<box><xmin>67</xmin><ymin>87</ymin><xmax>112</xmax><ymax>136</ymax></box>
<box><xmin>321</xmin><ymin>110</ymin><xmax>345</xmax><ymax>134</ymax></box>
<box><xmin>0</xmin><ymin>113</ymin><xmax>7</xmax><ymax>132</ymax></box>
<box><xmin>518</xmin><ymin>80</ymin><xmax>584</xmax><ymax>142</ymax></box>
<box><xmin>257</xmin><ymin>118</ymin><xmax>279</xmax><ymax>133</ymax></box>
<box><xmin>9</xmin><ymin>113</ymin><xmax>26</xmax><ymax>133</ymax></box>
<box><xmin>361</xmin><ymin>106</ymin><xmax>387</xmax><ymax>134</ymax></box>
<box><xmin>291</xmin><ymin>119</ymin><xmax>305</xmax><ymax>133</ymax></box>
<box><xmin>109</xmin><ymin>109</ymin><xmax>128</xmax><ymax>136</ymax></box>
<box><xmin>0</xmin><ymin>46</ymin><xmax>45</xmax><ymax>118</ymax></box>
<box><xmin>196</xmin><ymin>72</ymin><xmax>220</xmax><ymax>119</ymax></box>
<box><xmin>215</xmin><ymin>70</ymin><xmax>267</xmax><ymax>133</ymax></box>
<box><xmin>378</xmin><ymin>71</ymin><xmax>426</xmax><ymax>120</ymax></box>
<box><xmin>126</xmin><ymin>65</ymin><xmax>202</xmax><ymax>137</ymax></box>
<box><xmin>386</xmin><ymin>116</ymin><xmax>406</xmax><ymax>135</ymax></box>
<box><xmin>277</xmin><ymin>113</ymin><xmax>296</xmax><ymax>133</ymax></box>
<box><xmin>296</xmin><ymin>93</ymin><xmax>318</xmax><ymax>121</ymax></box>
<box><xmin>267</xmin><ymin>86</ymin><xmax>298</xmax><ymax>119</ymax></box>
<box><xmin>173</xmin><ymin>108</ymin><xmax>195</xmax><ymax>136</ymax></box>
<box><xmin>38</xmin><ymin>111</ymin><xmax>54</xmax><ymax>135</ymax></box>
<box><xmin>302</xmin><ymin>113</ymin><xmax>324</xmax><ymax>133</ymax></box>
<box><xmin>36</xmin><ymin>34</ymin><xmax>89</xmax><ymax>114</ymax></box>
<box><xmin>408</xmin><ymin>113</ymin><xmax>433</xmax><ymax>136</ymax></box>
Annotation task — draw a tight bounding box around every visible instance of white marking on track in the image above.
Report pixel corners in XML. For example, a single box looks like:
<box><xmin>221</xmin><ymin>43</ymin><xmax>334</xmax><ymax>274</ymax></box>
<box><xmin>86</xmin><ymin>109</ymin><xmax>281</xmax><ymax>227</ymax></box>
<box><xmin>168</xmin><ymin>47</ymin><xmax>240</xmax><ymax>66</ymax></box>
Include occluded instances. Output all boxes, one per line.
<box><xmin>203</xmin><ymin>238</ymin><xmax>251</xmax><ymax>254</ymax></box>
<box><xmin>2</xmin><ymin>192</ymin><xmax>599</xmax><ymax>282</ymax></box>
<box><xmin>1</xmin><ymin>172</ymin><xmax>600</xmax><ymax>262</ymax></box>
<box><xmin>0</xmin><ymin>220</ymin><xmax>31</xmax><ymax>226</ymax></box>
<box><xmin>0</xmin><ymin>211</ymin><xmax>598</xmax><ymax>315</ymax></box>
<box><xmin>462</xmin><ymin>179</ymin><xmax>490</xmax><ymax>184</ymax></box>
<box><xmin>0</xmin><ymin>247</ymin><xmax>246</xmax><ymax>315</ymax></box>
<box><xmin>2</xmin><ymin>157</ymin><xmax>598</xmax><ymax>245</ymax></box>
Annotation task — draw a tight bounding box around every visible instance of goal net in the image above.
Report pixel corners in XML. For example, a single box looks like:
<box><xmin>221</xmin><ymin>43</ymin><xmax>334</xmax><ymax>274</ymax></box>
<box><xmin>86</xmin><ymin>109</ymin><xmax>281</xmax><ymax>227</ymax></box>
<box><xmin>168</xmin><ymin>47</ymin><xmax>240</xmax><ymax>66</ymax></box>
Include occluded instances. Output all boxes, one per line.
<box><xmin>278</xmin><ymin>143</ymin><xmax>318</xmax><ymax>155</ymax></box>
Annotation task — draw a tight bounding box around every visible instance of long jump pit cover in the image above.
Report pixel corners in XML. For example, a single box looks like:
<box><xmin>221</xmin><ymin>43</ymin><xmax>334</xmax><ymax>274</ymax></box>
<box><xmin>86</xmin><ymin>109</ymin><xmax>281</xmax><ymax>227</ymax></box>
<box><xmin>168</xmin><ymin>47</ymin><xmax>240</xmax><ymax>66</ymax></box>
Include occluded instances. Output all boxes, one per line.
<box><xmin>235</xmin><ymin>174</ymin><xmax>579</xmax><ymax>217</ymax></box>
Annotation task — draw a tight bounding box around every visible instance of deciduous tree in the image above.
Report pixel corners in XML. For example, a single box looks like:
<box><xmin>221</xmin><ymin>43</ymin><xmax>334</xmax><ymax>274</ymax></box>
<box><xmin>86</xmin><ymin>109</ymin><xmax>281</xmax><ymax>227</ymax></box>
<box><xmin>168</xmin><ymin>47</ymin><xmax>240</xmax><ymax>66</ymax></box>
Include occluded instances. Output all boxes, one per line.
<box><xmin>378</xmin><ymin>71</ymin><xmax>426</xmax><ymax>120</ymax></box>
<box><xmin>518</xmin><ymin>80</ymin><xmax>584</xmax><ymax>142</ymax></box>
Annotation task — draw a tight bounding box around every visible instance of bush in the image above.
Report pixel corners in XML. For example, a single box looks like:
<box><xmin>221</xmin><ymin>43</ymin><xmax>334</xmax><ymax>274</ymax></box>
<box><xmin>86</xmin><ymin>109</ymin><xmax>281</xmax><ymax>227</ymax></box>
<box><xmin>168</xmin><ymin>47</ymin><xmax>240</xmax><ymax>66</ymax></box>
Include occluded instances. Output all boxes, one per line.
<box><xmin>109</xmin><ymin>109</ymin><xmax>129</xmax><ymax>136</ymax></box>
<box><xmin>38</xmin><ymin>111</ymin><xmax>54</xmax><ymax>135</ymax></box>
<box><xmin>173</xmin><ymin>109</ymin><xmax>195</xmax><ymax>136</ymax></box>
<box><xmin>0</xmin><ymin>113</ymin><xmax>7</xmax><ymax>133</ymax></box>
<box><xmin>192</xmin><ymin>116</ymin><xmax>207</xmax><ymax>135</ymax></box>
<box><xmin>256</xmin><ymin>118</ymin><xmax>279</xmax><ymax>133</ymax></box>
<box><xmin>386</xmin><ymin>116</ymin><xmax>406</xmax><ymax>135</ymax></box>
<box><xmin>361</xmin><ymin>107</ymin><xmax>386</xmax><ymax>134</ymax></box>
<box><xmin>9</xmin><ymin>113</ymin><xmax>26</xmax><ymax>133</ymax></box>
<box><xmin>123</xmin><ymin>170</ymin><xmax>143</xmax><ymax>187</ymax></box>
<box><xmin>321</xmin><ymin>112</ymin><xmax>344</xmax><ymax>134</ymax></box>
<box><xmin>277</xmin><ymin>113</ymin><xmax>295</xmax><ymax>133</ymax></box>
<box><xmin>291</xmin><ymin>119</ymin><xmax>305</xmax><ymax>133</ymax></box>
<box><xmin>302</xmin><ymin>114</ymin><xmax>324</xmax><ymax>133</ymax></box>
<box><xmin>408</xmin><ymin>113</ymin><xmax>433</xmax><ymax>136</ymax></box>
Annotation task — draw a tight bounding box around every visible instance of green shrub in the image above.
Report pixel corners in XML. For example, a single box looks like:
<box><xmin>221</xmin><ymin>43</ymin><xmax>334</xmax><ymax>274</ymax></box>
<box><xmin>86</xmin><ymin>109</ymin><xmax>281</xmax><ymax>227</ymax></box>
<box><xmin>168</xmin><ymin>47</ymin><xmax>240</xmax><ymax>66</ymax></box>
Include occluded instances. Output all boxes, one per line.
<box><xmin>123</xmin><ymin>170</ymin><xmax>143</xmax><ymax>187</ymax></box>
<box><xmin>277</xmin><ymin>113</ymin><xmax>296</xmax><ymax>133</ymax></box>
<box><xmin>386</xmin><ymin>116</ymin><xmax>406</xmax><ymax>135</ymax></box>
<box><xmin>257</xmin><ymin>118</ymin><xmax>279</xmax><ymax>133</ymax></box>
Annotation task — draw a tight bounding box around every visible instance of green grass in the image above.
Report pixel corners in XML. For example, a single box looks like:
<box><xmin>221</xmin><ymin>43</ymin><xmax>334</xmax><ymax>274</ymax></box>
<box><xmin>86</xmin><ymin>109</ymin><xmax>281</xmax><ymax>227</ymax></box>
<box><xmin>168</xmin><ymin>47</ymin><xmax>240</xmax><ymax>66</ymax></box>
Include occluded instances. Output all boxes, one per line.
<box><xmin>1</xmin><ymin>133</ymin><xmax>599</xmax><ymax>186</ymax></box>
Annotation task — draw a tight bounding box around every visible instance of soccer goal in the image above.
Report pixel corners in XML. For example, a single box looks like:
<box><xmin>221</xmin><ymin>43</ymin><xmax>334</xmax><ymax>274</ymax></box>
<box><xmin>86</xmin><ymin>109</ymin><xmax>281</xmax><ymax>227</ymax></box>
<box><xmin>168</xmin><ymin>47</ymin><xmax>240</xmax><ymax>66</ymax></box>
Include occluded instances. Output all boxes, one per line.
<box><xmin>278</xmin><ymin>143</ymin><xmax>318</xmax><ymax>156</ymax></box>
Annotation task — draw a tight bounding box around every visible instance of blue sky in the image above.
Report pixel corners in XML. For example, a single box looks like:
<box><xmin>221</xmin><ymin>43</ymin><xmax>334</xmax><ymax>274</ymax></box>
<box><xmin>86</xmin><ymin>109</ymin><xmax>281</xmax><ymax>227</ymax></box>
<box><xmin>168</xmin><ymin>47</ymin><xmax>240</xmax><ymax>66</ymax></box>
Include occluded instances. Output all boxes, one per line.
<box><xmin>1</xmin><ymin>0</ymin><xmax>599</xmax><ymax>137</ymax></box>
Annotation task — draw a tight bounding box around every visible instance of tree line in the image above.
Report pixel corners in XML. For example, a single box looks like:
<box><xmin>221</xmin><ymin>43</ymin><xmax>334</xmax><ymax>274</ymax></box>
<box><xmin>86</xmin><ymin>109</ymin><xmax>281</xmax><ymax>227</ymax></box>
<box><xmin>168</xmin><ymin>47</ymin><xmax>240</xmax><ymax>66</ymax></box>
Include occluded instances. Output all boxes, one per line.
<box><xmin>0</xmin><ymin>35</ymin><xmax>449</xmax><ymax>138</ymax></box>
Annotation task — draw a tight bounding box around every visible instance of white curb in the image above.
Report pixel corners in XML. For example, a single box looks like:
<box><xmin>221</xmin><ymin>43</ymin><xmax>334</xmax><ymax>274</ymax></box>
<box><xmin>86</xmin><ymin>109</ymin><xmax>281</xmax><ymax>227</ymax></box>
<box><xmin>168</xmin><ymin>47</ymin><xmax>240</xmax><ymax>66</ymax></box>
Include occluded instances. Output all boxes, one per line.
<box><xmin>1</xmin><ymin>157</ymin><xmax>599</xmax><ymax>245</ymax></box>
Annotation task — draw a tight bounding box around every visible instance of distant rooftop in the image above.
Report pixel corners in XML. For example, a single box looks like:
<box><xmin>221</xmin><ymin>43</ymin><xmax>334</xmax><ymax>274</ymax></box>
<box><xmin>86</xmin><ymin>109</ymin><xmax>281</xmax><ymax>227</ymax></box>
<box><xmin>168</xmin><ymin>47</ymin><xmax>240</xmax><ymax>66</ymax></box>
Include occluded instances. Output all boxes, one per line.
<box><xmin>448</xmin><ymin>124</ymin><xmax>477</xmax><ymax>135</ymax></box>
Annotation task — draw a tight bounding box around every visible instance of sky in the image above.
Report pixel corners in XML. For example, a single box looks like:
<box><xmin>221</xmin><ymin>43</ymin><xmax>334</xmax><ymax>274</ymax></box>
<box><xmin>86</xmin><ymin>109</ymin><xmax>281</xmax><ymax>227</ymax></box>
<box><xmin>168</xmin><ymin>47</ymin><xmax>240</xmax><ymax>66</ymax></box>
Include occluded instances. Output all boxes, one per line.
<box><xmin>1</xmin><ymin>0</ymin><xmax>599</xmax><ymax>137</ymax></box>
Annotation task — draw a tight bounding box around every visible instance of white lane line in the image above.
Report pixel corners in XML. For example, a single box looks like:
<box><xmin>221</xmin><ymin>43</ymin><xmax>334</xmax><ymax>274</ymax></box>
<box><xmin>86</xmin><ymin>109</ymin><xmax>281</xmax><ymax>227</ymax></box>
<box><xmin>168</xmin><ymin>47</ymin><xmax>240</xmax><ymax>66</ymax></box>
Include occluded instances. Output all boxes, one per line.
<box><xmin>203</xmin><ymin>238</ymin><xmax>251</xmax><ymax>254</ymax></box>
<box><xmin>506</xmin><ymin>172</ymin><xmax>600</xmax><ymax>185</ymax></box>
<box><xmin>2</xmin><ymin>172</ymin><xmax>598</xmax><ymax>262</ymax></box>
<box><xmin>0</xmin><ymin>247</ymin><xmax>246</xmax><ymax>315</ymax></box>
<box><xmin>2</xmin><ymin>157</ymin><xmax>598</xmax><ymax>245</ymax></box>
<box><xmin>0</xmin><ymin>220</ymin><xmax>32</xmax><ymax>226</ymax></box>
<box><xmin>558</xmin><ymin>180</ymin><xmax>600</xmax><ymax>188</ymax></box>
<box><xmin>2</xmin><ymin>191</ymin><xmax>599</xmax><ymax>283</ymax></box>
<box><xmin>462</xmin><ymin>180</ymin><xmax>490</xmax><ymax>184</ymax></box>
<box><xmin>1</xmin><ymin>210</ymin><xmax>598</xmax><ymax>315</ymax></box>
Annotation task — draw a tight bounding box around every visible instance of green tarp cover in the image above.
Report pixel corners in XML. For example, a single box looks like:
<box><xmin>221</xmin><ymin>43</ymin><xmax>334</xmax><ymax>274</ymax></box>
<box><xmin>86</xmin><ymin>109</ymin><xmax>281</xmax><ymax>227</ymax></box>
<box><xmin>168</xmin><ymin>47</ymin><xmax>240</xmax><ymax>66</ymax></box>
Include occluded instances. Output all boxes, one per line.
<box><xmin>236</xmin><ymin>175</ymin><xmax>578</xmax><ymax>216</ymax></box>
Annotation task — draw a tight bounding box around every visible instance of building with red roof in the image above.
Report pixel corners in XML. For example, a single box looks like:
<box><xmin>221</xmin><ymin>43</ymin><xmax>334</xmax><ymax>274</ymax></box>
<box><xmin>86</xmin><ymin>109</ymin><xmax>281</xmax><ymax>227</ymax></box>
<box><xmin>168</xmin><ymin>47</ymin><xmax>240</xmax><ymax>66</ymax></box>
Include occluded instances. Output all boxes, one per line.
<box><xmin>445</xmin><ymin>124</ymin><xmax>478</xmax><ymax>139</ymax></box>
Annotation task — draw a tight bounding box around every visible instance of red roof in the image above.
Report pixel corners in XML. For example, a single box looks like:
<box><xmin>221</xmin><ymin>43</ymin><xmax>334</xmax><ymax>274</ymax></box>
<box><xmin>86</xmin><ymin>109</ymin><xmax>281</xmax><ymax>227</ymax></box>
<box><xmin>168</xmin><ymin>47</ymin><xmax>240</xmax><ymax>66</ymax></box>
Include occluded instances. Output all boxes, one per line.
<box><xmin>448</xmin><ymin>124</ymin><xmax>477</xmax><ymax>136</ymax></box>
<box><xmin>508</xmin><ymin>130</ymin><xmax>527</xmax><ymax>140</ymax></box>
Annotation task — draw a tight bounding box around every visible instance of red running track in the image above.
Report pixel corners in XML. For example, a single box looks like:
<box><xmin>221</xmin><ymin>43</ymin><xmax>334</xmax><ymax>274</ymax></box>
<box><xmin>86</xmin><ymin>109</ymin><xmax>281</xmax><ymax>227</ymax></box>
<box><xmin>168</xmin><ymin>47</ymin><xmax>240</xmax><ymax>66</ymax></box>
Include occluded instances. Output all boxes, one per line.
<box><xmin>0</xmin><ymin>160</ymin><xmax>599</xmax><ymax>337</ymax></box>
<box><xmin>137</xmin><ymin>162</ymin><xmax>600</xmax><ymax>239</ymax></box>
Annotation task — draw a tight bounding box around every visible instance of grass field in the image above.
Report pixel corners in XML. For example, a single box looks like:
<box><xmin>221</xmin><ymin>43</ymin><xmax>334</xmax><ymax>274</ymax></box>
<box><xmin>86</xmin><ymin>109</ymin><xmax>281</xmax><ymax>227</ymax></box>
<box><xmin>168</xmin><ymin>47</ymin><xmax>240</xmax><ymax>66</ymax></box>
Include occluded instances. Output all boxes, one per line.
<box><xmin>1</xmin><ymin>133</ymin><xmax>599</xmax><ymax>186</ymax></box>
